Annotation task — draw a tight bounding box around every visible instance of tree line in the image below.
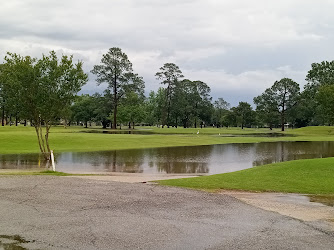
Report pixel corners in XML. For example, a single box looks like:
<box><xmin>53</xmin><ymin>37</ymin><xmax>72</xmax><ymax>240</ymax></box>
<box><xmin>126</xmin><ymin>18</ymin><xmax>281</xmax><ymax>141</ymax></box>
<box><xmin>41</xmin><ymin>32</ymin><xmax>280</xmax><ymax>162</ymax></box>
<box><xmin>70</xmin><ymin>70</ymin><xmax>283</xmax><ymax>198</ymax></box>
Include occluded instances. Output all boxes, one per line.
<box><xmin>1</xmin><ymin>47</ymin><xmax>334</xmax><ymax>157</ymax></box>
<box><xmin>68</xmin><ymin>48</ymin><xmax>334</xmax><ymax>132</ymax></box>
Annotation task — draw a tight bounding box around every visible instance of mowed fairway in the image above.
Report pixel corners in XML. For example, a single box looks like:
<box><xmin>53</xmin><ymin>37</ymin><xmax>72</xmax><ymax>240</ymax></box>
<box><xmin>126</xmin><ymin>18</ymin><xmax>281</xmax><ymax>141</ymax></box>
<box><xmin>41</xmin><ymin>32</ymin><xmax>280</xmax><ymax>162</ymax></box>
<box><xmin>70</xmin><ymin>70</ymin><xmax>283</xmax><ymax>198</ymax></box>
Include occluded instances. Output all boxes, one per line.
<box><xmin>157</xmin><ymin>157</ymin><xmax>334</xmax><ymax>195</ymax></box>
<box><xmin>0</xmin><ymin>125</ymin><xmax>289</xmax><ymax>154</ymax></box>
<box><xmin>2</xmin><ymin>125</ymin><xmax>334</xmax><ymax>154</ymax></box>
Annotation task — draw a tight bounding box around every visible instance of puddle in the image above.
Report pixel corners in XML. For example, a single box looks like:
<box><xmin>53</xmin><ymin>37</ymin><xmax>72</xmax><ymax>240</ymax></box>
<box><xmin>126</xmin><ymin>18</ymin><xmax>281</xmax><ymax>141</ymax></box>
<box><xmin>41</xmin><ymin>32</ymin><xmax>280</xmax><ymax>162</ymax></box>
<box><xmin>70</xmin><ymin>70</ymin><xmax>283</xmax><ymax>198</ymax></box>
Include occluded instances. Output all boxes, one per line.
<box><xmin>308</xmin><ymin>195</ymin><xmax>334</xmax><ymax>207</ymax></box>
<box><xmin>0</xmin><ymin>235</ymin><xmax>31</xmax><ymax>250</ymax></box>
<box><xmin>2</xmin><ymin>141</ymin><xmax>334</xmax><ymax>174</ymax></box>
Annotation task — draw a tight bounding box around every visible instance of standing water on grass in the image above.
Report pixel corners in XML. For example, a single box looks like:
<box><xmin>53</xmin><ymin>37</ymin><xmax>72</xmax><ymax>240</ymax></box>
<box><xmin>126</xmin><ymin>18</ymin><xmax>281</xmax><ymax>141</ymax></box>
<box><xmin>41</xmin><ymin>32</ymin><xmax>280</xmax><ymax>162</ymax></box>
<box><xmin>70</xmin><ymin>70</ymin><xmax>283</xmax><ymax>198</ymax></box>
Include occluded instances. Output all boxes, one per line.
<box><xmin>1</xmin><ymin>141</ymin><xmax>334</xmax><ymax>174</ymax></box>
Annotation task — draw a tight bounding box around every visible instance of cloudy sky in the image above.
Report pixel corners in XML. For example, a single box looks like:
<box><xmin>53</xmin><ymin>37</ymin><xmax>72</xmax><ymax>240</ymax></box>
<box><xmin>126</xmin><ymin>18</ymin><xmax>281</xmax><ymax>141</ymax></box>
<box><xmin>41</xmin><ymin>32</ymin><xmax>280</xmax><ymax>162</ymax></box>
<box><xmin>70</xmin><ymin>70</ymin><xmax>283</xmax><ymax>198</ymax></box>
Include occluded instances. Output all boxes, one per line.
<box><xmin>1</xmin><ymin>0</ymin><xmax>334</xmax><ymax>106</ymax></box>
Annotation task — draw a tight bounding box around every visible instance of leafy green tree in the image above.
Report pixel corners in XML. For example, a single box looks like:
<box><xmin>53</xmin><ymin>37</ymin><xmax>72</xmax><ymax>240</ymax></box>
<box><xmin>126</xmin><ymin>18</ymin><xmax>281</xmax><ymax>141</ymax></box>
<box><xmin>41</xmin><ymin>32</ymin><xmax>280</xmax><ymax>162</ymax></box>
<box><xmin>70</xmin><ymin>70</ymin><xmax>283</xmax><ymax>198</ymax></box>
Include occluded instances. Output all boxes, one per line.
<box><xmin>254</xmin><ymin>78</ymin><xmax>299</xmax><ymax>131</ymax></box>
<box><xmin>155</xmin><ymin>63</ymin><xmax>184</xmax><ymax>127</ymax></box>
<box><xmin>315</xmin><ymin>85</ymin><xmax>334</xmax><ymax>125</ymax></box>
<box><xmin>254</xmin><ymin>91</ymin><xmax>279</xmax><ymax>130</ymax></box>
<box><xmin>119</xmin><ymin>90</ymin><xmax>145</xmax><ymax>129</ymax></box>
<box><xmin>223</xmin><ymin>109</ymin><xmax>237</xmax><ymax>127</ymax></box>
<box><xmin>71</xmin><ymin>95</ymin><xmax>96</xmax><ymax>128</ymax></box>
<box><xmin>287</xmin><ymin>92</ymin><xmax>315</xmax><ymax>127</ymax></box>
<box><xmin>173</xmin><ymin>80</ymin><xmax>192</xmax><ymax>127</ymax></box>
<box><xmin>306</xmin><ymin>61</ymin><xmax>334</xmax><ymax>89</ymax></box>
<box><xmin>144</xmin><ymin>91</ymin><xmax>158</xmax><ymax>126</ymax></box>
<box><xmin>167</xmin><ymin>79</ymin><xmax>212</xmax><ymax>128</ymax></box>
<box><xmin>234</xmin><ymin>102</ymin><xmax>254</xmax><ymax>129</ymax></box>
<box><xmin>302</xmin><ymin>60</ymin><xmax>334</xmax><ymax>126</ymax></box>
<box><xmin>0</xmin><ymin>64</ymin><xmax>6</xmax><ymax>126</ymax></box>
<box><xmin>190</xmin><ymin>81</ymin><xmax>212</xmax><ymax>128</ymax></box>
<box><xmin>213</xmin><ymin>98</ymin><xmax>230</xmax><ymax>128</ymax></box>
<box><xmin>91</xmin><ymin>47</ymin><xmax>145</xmax><ymax>129</ymax></box>
<box><xmin>170</xmin><ymin>80</ymin><xmax>189</xmax><ymax>127</ymax></box>
<box><xmin>2</xmin><ymin>51</ymin><xmax>88</xmax><ymax>158</ymax></box>
<box><xmin>92</xmin><ymin>92</ymin><xmax>112</xmax><ymax>129</ymax></box>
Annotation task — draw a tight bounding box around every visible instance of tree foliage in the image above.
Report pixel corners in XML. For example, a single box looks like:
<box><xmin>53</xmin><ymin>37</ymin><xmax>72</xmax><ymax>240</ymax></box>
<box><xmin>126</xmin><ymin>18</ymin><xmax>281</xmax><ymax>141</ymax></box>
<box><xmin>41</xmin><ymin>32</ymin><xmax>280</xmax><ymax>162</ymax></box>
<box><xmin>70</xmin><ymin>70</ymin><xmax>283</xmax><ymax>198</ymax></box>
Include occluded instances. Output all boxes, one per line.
<box><xmin>155</xmin><ymin>63</ymin><xmax>184</xmax><ymax>127</ymax></box>
<box><xmin>315</xmin><ymin>85</ymin><xmax>334</xmax><ymax>125</ymax></box>
<box><xmin>234</xmin><ymin>102</ymin><xmax>254</xmax><ymax>129</ymax></box>
<box><xmin>254</xmin><ymin>78</ymin><xmax>299</xmax><ymax>131</ymax></box>
<box><xmin>2</xmin><ymin>51</ymin><xmax>88</xmax><ymax>158</ymax></box>
<box><xmin>212</xmin><ymin>98</ymin><xmax>230</xmax><ymax>128</ymax></box>
<box><xmin>91</xmin><ymin>47</ymin><xmax>144</xmax><ymax>129</ymax></box>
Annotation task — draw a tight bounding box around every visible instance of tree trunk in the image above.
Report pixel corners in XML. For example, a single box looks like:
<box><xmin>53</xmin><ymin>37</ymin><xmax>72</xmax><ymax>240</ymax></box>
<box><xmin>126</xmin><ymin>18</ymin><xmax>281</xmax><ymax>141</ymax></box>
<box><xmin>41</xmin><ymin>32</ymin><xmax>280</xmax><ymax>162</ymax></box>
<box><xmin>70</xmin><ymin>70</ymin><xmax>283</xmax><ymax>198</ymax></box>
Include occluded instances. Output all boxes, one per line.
<box><xmin>132</xmin><ymin>122</ymin><xmax>135</xmax><ymax>129</ymax></box>
<box><xmin>45</xmin><ymin>125</ymin><xmax>51</xmax><ymax>153</ymax></box>
<box><xmin>113</xmin><ymin>75</ymin><xmax>117</xmax><ymax>129</ymax></box>
<box><xmin>34</xmin><ymin>126</ymin><xmax>44</xmax><ymax>155</ymax></box>
<box><xmin>128</xmin><ymin>122</ymin><xmax>131</xmax><ymax>129</ymax></box>
<box><xmin>194</xmin><ymin>117</ymin><xmax>197</xmax><ymax>128</ymax></box>
<box><xmin>85</xmin><ymin>121</ymin><xmax>88</xmax><ymax>128</ymax></box>
<box><xmin>24</xmin><ymin>120</ymin><xmax>27</xmax><ymax>126</ymax></box>
<box><xmin>15</xmin><ymin>115</ymin><xmax>18</xmax><ymax>126</ymax></box>
<box><xmin>281</xmin><ymin>99</ymin><xmax>285</xmax><ymax>131</ymax></box>
<box><xmin>166</xmin><ymin>87</ymin><xmax>171</xmax><ymax>128</ymax></box>
<box><xmin>1</xmin><ymin>105</ymin><xmax>4</xmax><ymax>126</ymax></box>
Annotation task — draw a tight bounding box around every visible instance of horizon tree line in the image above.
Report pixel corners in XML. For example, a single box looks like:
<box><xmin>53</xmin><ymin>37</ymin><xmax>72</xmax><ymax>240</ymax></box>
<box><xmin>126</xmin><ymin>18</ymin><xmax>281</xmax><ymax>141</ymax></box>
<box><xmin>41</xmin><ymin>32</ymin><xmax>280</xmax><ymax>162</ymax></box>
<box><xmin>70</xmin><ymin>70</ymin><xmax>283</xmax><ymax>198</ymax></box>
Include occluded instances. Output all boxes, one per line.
<box><xmin>1</xmin><ymin>47</ymin><xmax>334</xmax><ymax>139</ymax></box>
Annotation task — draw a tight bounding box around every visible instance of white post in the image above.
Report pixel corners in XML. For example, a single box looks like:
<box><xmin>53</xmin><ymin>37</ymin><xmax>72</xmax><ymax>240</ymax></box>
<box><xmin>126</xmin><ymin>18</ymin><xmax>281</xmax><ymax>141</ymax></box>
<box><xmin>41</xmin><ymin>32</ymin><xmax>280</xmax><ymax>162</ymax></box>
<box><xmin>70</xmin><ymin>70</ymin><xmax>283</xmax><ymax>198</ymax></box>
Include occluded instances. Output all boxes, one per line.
<box><xmin>50</xmin><ymin>150</ymin><xmax>56</xmax><ymax>171</ymax></box>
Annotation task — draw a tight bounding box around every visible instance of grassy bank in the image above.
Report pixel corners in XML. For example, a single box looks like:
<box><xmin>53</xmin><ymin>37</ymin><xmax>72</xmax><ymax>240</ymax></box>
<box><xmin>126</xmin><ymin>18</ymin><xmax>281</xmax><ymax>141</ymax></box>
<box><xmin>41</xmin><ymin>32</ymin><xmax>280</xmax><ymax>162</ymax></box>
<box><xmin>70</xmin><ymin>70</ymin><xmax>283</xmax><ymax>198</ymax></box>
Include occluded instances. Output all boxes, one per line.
<box><xmin>1</xmin><ymin>125</ymin><xmax>334</xmax><ymax>154</ymax></box>
<box><xmin>157</xmin><ymin>157</ymin><xmax>334</xmax><ymax>195</ymax></box>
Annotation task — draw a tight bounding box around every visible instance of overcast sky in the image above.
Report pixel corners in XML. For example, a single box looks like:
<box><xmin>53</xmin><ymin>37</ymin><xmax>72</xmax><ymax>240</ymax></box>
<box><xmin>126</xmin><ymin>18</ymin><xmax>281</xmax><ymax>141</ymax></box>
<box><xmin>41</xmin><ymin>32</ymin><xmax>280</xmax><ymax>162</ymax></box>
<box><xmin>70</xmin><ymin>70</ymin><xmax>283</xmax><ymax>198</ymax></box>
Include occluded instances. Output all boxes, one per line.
<box><xmin>1</xmin><ymin>0</ymin><xmax>334</xmax><ymax>106</ymax></box>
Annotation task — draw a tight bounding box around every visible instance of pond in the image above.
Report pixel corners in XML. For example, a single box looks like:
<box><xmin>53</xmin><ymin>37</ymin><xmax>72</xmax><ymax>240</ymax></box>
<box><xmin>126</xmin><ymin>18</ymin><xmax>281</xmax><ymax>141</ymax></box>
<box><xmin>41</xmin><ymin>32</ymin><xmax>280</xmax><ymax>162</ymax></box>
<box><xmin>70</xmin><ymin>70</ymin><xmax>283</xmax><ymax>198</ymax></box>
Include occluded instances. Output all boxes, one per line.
<box><xmin>1</xmin><ymin>141</ymin><xmax>334</xmax><ymax>174</ymax></box>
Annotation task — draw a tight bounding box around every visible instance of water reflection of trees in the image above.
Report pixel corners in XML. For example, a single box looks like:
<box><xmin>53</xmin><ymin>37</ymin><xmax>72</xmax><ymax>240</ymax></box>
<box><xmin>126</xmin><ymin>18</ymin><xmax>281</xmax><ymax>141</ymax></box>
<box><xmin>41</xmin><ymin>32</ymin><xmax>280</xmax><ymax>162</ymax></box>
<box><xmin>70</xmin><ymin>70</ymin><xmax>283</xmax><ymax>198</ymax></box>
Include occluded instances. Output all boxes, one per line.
<box><xmin>149</xmin><ymin>146</ymin><xmax>211</xmax><ymax>174</ymax></box>
<box><xmin>252</xmin><ymin>141</ymin><xmax>334</xmax><ymax>167</ymax></box>
<box><xmin>4</xmin><ymin>141</ymin><xmax>334</xmax><ymax>173</ymax></box>
<box><xmin>0</xmin><ymin>153</ymin><xmax>50</xmax><ymax>170</ymax></box>
<box><xmin>67</xmin><ymin>150</ymin><xmax>145</xmax><ymax>173</ymax></box>
<box><xmin>60</xmin><ymin>147</ymin><xmax>211</xmax><ymax>173</ymax></box>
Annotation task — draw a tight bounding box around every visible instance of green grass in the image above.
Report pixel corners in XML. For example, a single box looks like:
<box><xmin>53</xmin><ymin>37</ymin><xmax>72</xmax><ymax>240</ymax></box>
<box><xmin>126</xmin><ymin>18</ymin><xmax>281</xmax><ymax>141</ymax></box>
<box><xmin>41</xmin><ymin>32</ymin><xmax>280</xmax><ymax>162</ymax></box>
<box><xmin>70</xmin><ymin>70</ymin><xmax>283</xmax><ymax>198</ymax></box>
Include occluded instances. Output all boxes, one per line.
<box><xmin>157</xmin><ymin>157</ymin><xmax>334</xmax><ymax>194</ymax></box>
<box><xmin>2</xmin><ymin>125</ymin><xmax>334</xmax><ymax>155</ymax></box>
<box><xmin>0</xmin><ymin>125</ymin><xmax>291</xmax><ymax>154</ymax></box>
<box><xmin>2</xmin><ymin>125</ymin><xmax>334</xmax><ymax>194</ymax></box>
<box><xmin>134</xmin><ymin>126</ymin><xmax>283</xmax><ymax>135</ymax></box>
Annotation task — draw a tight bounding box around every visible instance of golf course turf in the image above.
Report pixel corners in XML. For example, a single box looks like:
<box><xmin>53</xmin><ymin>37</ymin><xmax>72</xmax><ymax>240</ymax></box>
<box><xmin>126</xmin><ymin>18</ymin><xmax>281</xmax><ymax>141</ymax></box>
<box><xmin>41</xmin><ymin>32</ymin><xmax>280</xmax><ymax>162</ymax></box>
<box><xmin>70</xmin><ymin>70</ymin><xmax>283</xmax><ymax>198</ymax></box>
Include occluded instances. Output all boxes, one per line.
<box><xmin>1</xmin><ymin>125</ymin><xmax>334</xmax><ymax>195</ymax></box>
<box><xmin>157</xmin><ymin>157</ymin><xmax>334</xmax><ymax>195</ymax></box>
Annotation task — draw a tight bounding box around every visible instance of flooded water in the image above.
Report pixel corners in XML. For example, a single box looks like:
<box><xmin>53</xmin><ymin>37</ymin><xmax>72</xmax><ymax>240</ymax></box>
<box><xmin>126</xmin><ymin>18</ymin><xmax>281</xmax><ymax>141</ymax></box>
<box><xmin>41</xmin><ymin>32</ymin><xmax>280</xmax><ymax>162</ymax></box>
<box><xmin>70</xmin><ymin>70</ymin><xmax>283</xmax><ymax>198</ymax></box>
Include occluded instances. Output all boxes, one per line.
<box><xmin>308</xmin><ymin>195</ymin><xmax>334</xmax><ymax>207</ymax></box>
<box><xmin>1</xmin><ymin>141</ymin><xmax>334</xmax><ymax>174</ymax></box>
<box><xmin>0</xmin><ymin>235</ymin><xmax>30</xmax><ymax>249</ymax></box>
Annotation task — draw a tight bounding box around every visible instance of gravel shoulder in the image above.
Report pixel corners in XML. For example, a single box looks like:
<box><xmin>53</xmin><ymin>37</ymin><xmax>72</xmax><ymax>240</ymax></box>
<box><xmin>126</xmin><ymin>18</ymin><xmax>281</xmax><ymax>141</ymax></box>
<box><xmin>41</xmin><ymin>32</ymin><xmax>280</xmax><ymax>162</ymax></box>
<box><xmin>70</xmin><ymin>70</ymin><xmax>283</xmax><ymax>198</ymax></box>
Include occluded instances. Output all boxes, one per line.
<box><xmin>0</xmin><ymin>176</ymin><xmax>333</xmax><ymax>250</ymax></box>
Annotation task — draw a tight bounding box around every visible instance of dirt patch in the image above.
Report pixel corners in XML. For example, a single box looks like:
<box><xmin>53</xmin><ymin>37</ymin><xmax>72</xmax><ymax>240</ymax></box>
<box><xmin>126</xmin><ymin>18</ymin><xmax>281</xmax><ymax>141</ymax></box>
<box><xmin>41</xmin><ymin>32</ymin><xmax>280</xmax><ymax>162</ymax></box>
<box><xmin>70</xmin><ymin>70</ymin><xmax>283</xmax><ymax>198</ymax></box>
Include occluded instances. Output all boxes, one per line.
<box><xmin>222</xmin><ymin>191</ymin><xmax>334</xmax><ymax>230</ymax></box>
<box><xmin>67</xmin><ymin>172</ymin><xmax>203</xmax><ymax>183</ymax></box>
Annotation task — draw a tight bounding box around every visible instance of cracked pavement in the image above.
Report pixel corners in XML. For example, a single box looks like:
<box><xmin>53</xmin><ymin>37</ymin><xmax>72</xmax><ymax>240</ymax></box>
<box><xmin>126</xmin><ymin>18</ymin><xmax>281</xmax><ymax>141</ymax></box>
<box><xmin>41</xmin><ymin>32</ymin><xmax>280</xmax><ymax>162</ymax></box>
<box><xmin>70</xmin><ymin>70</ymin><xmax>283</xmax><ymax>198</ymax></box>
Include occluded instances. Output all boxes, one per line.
<box><xmin>0</xmin><ymin>176</ymin><xmax>333</xmax><ymax>249</ymax></box>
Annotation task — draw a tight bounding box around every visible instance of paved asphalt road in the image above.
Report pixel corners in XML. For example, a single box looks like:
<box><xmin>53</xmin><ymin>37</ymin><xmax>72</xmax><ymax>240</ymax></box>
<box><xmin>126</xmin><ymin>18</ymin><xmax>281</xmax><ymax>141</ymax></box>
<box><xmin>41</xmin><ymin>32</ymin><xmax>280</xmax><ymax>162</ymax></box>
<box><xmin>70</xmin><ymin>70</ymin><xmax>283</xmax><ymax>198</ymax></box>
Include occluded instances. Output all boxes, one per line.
<box><xmin>0</xmin><ymin>176</ymin><xmax>333</xmax><ymax>250</ymax></box>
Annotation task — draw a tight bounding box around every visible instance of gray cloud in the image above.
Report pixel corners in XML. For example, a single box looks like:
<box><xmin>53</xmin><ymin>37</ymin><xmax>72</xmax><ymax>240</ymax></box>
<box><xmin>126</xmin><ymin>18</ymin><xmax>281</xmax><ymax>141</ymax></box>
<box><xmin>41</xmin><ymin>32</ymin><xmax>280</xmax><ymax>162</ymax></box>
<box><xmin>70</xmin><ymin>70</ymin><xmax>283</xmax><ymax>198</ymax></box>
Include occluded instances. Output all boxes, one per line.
<box><xmin>1</xmin><ymin>0</ymin><xmax>334</xmax><ymax>106</ymax></box>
